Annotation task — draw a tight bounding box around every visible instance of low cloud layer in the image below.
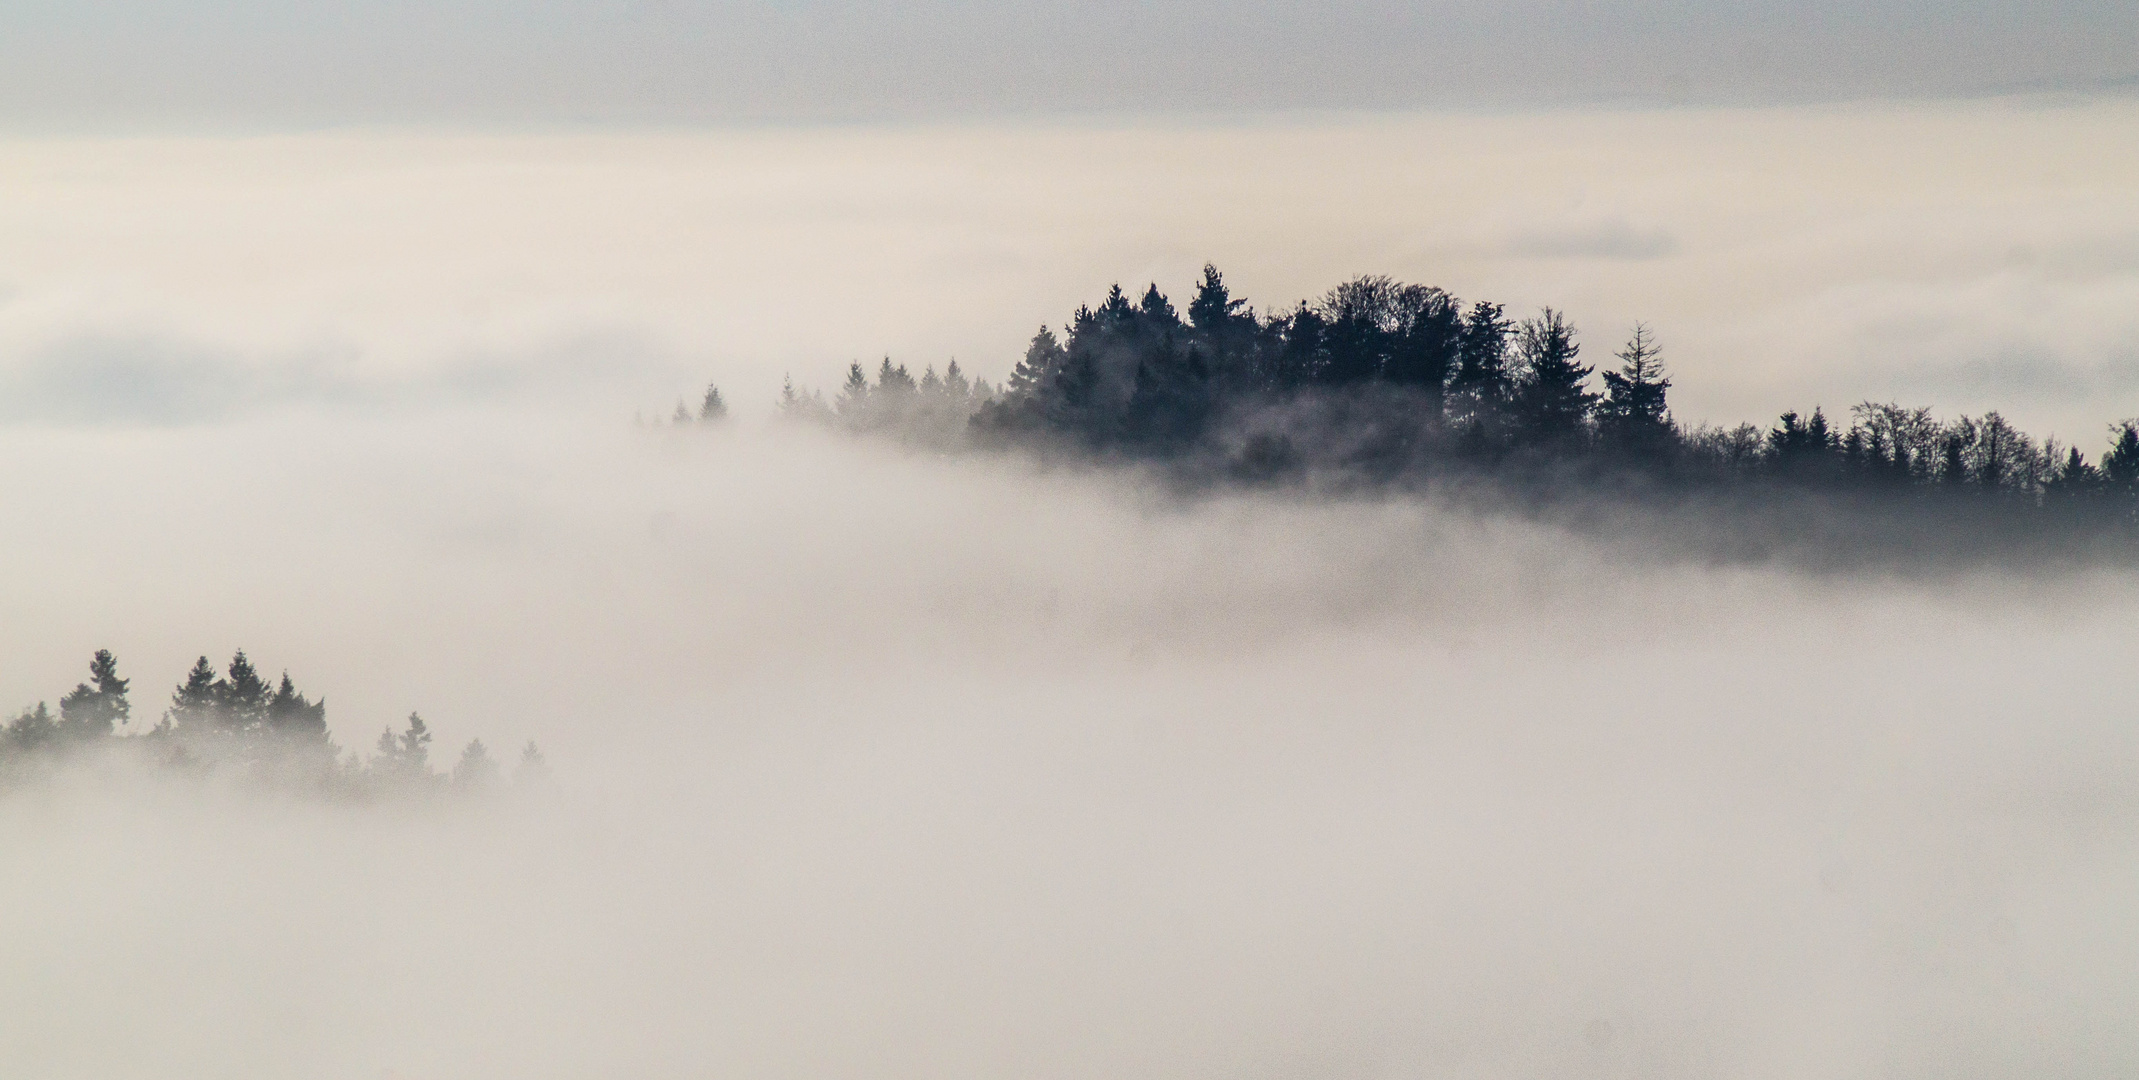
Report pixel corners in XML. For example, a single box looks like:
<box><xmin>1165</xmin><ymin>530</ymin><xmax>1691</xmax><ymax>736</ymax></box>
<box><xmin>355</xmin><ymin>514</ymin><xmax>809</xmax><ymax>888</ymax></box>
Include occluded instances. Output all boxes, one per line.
<box><xmin>4</xmin><ymin>414</ymin><xmax>2138</xmax><ymax>1077</ymax></box>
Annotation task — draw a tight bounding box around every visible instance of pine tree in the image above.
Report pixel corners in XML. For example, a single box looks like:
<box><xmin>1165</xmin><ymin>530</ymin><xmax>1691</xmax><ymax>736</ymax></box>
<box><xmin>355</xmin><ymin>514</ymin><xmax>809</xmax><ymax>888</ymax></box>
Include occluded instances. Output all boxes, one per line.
<box><xmin>1187</xmin><ymin>264</ymin><xmax>1248</xmax><ymax>334</ymax></box>
<box><xmin>943</xmin><ymin>359</ymin><xmax>972</xmax><ymax>400</ymax></box>
<box><xmin>1184</xmin><ymin>265</ymin><xmax>1264</xmax><ymax>392</ymax></box>
<box><xmin>266</xmin><ymin>672</ymin><xmax>329</xmax><ymax>744</ymax></box>
<box><xmin>398</xmin><ymin>712</ymin><xmax>432</xmax><ymax>772</ymax></box>
<box><xmin>219</xmin><ymin>651</ymin><xmax>271</xmax><ymax>731</ymax></box>
<box><xmin>1766</xmin><ymin>409</ymin><xmax>1838</xmax><ymax>479</ymax></box>
<box><xmin>1595</xmin><ymin>323</ymin><xmax>1673</xmax><ymax>460</ymax></box>
<box><xmin>1136</xmin><ymin>283</ymin><xmax>1181</xmax><ymax>333</ymax></box>
<box><xmin>1507</xmin><ymin>309</ymin><xmax>1595</xmax><ymax>446</ymax></box>
<box><xmin>836</xmin><ymin>362</ymin><xmax>871</xmax><ymax>415</ymax></box>
<box><xmin>1008</xmin><ymin>327</ymin><xmax>1066</xmax><ymax>400</ymax></box>
<box><xmin>59</xmin><ymin>649</ymin><xmax>130</xmax><ymax>739</ymax></box>
<box><xmin>875</xmin><ymin>357</ymin><xmax>916</xmax><ymax>395</ymax></box>
<box><xmin>778</xmin><ymin>375</ymin><xmax>833</xmax><ymax>423</ymax></box>
<box><xmin>699</xmin><ymin>384</ymin><xmax>728</xmax><ymax>422</ymax></box>
<box><xmin>2044</xmin><ymin>444</ymin><xmax>2104</xmax><ymax>507</ymax></box>
<box><xmin>2104</xmin><ymin>421</ymin><xmax>2139</xmax><ymax>488</ymax></box>
<box><xmin>170</xmin><ymin>655</ymin><xmax>222</xmax><ymax>731</ymax></box>
<box><xmin>5</xmin><ymin>703</ymin><xmax>58</xmax><ymax>753</ymax></box>
<box><xmin>452</xmin><ymin>739</ymin><xmax>501</xmax><ymax>792</ymax></box>
<box><xmin>516</xmin><ymin>741</ymin><xmax>554</xmax><ymax>789</ymax></box>
<box><xmin>1444</xmin><ymin>301</ymin><xmax>1512</xmax><ymax>441</ymax></box>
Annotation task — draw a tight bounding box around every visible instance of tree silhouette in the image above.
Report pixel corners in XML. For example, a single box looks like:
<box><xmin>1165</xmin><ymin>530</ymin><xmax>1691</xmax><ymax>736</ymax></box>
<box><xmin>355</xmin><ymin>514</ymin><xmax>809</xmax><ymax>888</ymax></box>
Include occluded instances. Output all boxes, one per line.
<box><xmin>169</xmin><ymin>655</ymin><xmax>222</xmax><ymax>731</ymax></box>
<box><xmin>266</xmin><ymin>672</ymin><xmax>328</xmax><ymax>744</ymax></box>
<box><xmin>1508</xmin><ymin>309</ymin><xmax>1595</xmax><ymax>446</ymax></box>
<box><xmin>58</xmin><ymin>649</ymin><xmax>130</xmax><ymax>739</ymax></box>
<box><xmin>516</xmin><ymin>741</ymin><xmax>554</xmax><ymax>789</ymax></box>
<box><xmin>1595</xmin><ymin>324</ymin><xmax>1673</xmax><ymax>460</ymax></box>
<box><xmin>837</xmin><ymin>362</ymin><xmax>871</xmax><ymax>416</ymax></box>
<box><xmin>452</xmin><ymin>739</ymin><xmax>501</xmax><ymax>792</ymax></box>
<box><xmin>5</xmin><ymin>703</ymin><xmax>58</xmax><ymax>754</ymax></box>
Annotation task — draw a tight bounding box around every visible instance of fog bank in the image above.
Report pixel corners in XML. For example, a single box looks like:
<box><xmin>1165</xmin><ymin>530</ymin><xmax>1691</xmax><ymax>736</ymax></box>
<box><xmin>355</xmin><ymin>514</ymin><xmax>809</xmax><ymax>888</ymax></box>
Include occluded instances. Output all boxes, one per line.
<box><xmin>6</xmin><ymin>100</ymin><xmax>2139</xmax><ymax>440</ymax></box>
<box><xmin>4</xmin><ymin>413</ymin><xmax>2138</xmax><ymax>1077</ymax></box>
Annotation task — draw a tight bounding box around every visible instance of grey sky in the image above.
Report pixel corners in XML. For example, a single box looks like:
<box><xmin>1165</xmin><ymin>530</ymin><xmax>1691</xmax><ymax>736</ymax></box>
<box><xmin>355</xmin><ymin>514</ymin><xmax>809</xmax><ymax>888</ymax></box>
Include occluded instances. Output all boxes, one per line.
<box><xmin>4</xmin><ymin>0</ymin><xmax>2136</xmax><ymax>129</ymax></box>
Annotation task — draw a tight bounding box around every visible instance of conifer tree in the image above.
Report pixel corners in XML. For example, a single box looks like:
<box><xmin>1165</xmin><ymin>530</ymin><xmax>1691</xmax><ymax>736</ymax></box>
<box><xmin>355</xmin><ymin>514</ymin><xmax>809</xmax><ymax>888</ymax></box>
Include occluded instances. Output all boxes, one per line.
<box><xmin>5</xmin><ymin>703</ymin><xmax>58</xmax><ymax>753</ymax></box>
<box><xmin>1187</xmin><ymin>264</ymin><xmax>1248</xmax><ymax>334</ymax></box>
<box><xmin>399</xmin><ymin>712</ymin><xmax>432</xmax><ymax>772</ymax></box>
<box><xmin>1446</xmin><ymin>301</ymin><xmax>1512</xmax><ymax>432</ymax></box>
<box><xmin>1008</xmin><ymin>327</ymin><xmax>1067</xmax><ymax>400</ymax></box>
<box><xmin>875</xmin><ymin>357</ymin><xmax>917</xmax><ymax>395</ymax></box>
<box><xmin>1595</xmin><ymin>324</ymin><xmax>1673</xmax><ymax>459</ymax></box>
<box><xmin>836</xmin><ymin>362</ymin><xmax>871</xmax><ymax>415</ymax></box>
<box><xmin>265</xmin><ymin>672</ymin><xmax>329</xmax><ymax>744</ymax></box>
<box><xmin>170</xmin><ymin>656</ymin><xmax>222</xmax><ymax>731</ymax></box>
<box><xmin>452</xmin><ymin>739</ymin><xmax>500</xmax><ymax>791</ymax></box>
<box><xmin>1508</xmin><ymin>309</ymin><xmax>1595</xmax><ymax>446</ymax></box>
<box><xmin>220</xmin><ymin>651</ymin><xmax>271</xmax><ymax>731</ymax></box>
<box><xmin>59</xmin><ymin>649</ymin><xmax>130</xmax><ymax>739</ymax></box>
<box><xmin>516</xmin><ymin>741</ymin><xmax>554</xmax><ymax>788</ymax></box>
<box><xmin>1136</xmin><ymin>283</ymin><xmax>1181</xmax><ymax>333</ymax></box>
<box><xmin>1185</xmin><ymin>265</ymin><xmax>1264</xmax><ymax>391</ymax></box>
<box><xmin>699</xmin><ymin>384</ymin><xmax>728</xmax><ymax>422</ymax></box>
<box><xmin>2104</xmin><ymin>421</ymin><xmax>2139</xmax><ymax>489</ymax></box>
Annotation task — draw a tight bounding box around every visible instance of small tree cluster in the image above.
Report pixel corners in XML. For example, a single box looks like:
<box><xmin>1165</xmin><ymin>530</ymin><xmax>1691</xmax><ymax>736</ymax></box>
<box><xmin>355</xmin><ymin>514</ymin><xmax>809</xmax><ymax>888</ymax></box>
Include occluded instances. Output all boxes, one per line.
<box><xmin>3</xmin><ymin>650</ymin><xmax>552</xmax><ymax>799</ymax></box>
<box><xmin>803</xmin><ymin>357</ymin><xmax>996</xmax><ymax>446</ymax></box>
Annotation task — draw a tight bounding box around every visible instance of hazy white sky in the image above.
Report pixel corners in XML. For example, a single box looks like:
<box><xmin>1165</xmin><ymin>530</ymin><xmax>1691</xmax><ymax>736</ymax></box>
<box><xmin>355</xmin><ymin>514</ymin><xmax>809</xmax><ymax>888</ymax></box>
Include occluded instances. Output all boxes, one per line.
<box><xmin>3</xmin><ymin>0</ymin><xmax>2136</xmax><ymax>128</ymax></box>
<box><xmin>4</xmin><ymin>99</ymin><xmax>2137</xmax><ymax>442</ymax></box>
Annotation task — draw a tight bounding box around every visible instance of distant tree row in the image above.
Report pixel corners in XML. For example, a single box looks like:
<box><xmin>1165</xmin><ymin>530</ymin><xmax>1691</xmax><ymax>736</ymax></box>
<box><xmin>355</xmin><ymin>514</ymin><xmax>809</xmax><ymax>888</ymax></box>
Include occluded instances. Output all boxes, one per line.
<box><xmin>776</xmin><ymin>357</ymin><xmax>998</xmax><ymax>447</ymax></box>
<box><xmin>763</xmin><ymin>265</ymin><xmax>2139</xmax><ymax>541</ymax></box>
<box><xmin>3</xmin><ymin>650</ymin><xmax>550</xmax><ymax>798</ymax></box>
<box><xmin>641</xmin><ymin>382</ymin><xmax>732</xmax><ymax>428</ymax></box>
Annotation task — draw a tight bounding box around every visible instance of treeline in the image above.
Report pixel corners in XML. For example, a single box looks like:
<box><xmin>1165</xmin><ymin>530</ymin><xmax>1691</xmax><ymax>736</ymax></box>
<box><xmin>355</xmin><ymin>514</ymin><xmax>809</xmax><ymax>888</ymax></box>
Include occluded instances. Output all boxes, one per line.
<box><xmin>3</xmin><ymin>649</ymin><xmax>550</xmax><ymax>798</ymax></box>
<box><xmin>777</xmin><ymin>358</ymin><xmax>999</xmax><ymax>446</ymax></box>
<box><xmin>761</xmin><ymin>266</ymin><xmax>2139</xmax><ymax>546</ymax></box>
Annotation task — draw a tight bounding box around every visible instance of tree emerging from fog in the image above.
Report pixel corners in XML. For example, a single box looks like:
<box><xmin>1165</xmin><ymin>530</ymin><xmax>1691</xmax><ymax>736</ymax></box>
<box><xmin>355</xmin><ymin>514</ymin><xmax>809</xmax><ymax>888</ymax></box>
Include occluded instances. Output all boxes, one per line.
<box><xmin>756</xmin><ymin>265</ymin><xmax>2139</xmax><ymax>558</ymax></box>
<box><xmin>2</xmin><ymin>649</ymin><xmax>550</xmax><ymax>799</ymax></box>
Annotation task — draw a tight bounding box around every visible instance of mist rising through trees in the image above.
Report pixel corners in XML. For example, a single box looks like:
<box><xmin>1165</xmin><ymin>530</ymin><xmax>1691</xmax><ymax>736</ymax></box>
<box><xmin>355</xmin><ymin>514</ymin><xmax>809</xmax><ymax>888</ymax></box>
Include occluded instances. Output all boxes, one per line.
<box><xmin>737</xmin><ymin>265</ymin><xmax>2139</xmax><ymax>559</ymax></box>
<box><xmin>4</xmin><ymin>649</ymin><xmax>549</xmax><ymax>798</ymax></box>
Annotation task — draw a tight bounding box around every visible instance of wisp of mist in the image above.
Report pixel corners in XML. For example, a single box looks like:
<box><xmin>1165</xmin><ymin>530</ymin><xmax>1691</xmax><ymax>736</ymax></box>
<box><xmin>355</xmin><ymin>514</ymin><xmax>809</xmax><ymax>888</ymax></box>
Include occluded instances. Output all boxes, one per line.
<box><xmin>3</xmin><ymin>404</ymin><xmax>2137</xmax><ymax>1079</ymax></box>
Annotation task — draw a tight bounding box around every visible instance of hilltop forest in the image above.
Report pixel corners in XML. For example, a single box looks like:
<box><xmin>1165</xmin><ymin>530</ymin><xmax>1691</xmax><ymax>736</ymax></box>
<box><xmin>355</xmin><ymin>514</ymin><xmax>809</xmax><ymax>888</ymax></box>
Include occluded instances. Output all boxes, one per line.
<box><xmin>709</xmin><ymin>266</ymin><xmax>2139</xmax><ymax>560</ymax></box>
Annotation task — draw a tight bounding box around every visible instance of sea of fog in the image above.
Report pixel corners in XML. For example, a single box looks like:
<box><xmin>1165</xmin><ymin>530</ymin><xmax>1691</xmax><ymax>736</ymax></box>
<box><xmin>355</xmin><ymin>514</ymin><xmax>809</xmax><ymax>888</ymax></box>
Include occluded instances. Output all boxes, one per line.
<box><xmin>3</xmin><ymin>410</ymin><xmax>2137</xmax><ymax>1078</ymax></box>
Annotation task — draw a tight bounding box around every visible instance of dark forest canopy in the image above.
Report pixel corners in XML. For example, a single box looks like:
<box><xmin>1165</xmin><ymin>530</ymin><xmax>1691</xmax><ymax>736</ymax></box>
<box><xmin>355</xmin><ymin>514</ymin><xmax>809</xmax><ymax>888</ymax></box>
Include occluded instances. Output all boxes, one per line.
<box><xmin>3</xmin><ymin>649</ymin><xmax>550</xmax><ymax>798</ymax></box>
<box><xmin>733</xmin><ymin>265</ymin><xmax>2139</xmax><ymax>564</ymax></box>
